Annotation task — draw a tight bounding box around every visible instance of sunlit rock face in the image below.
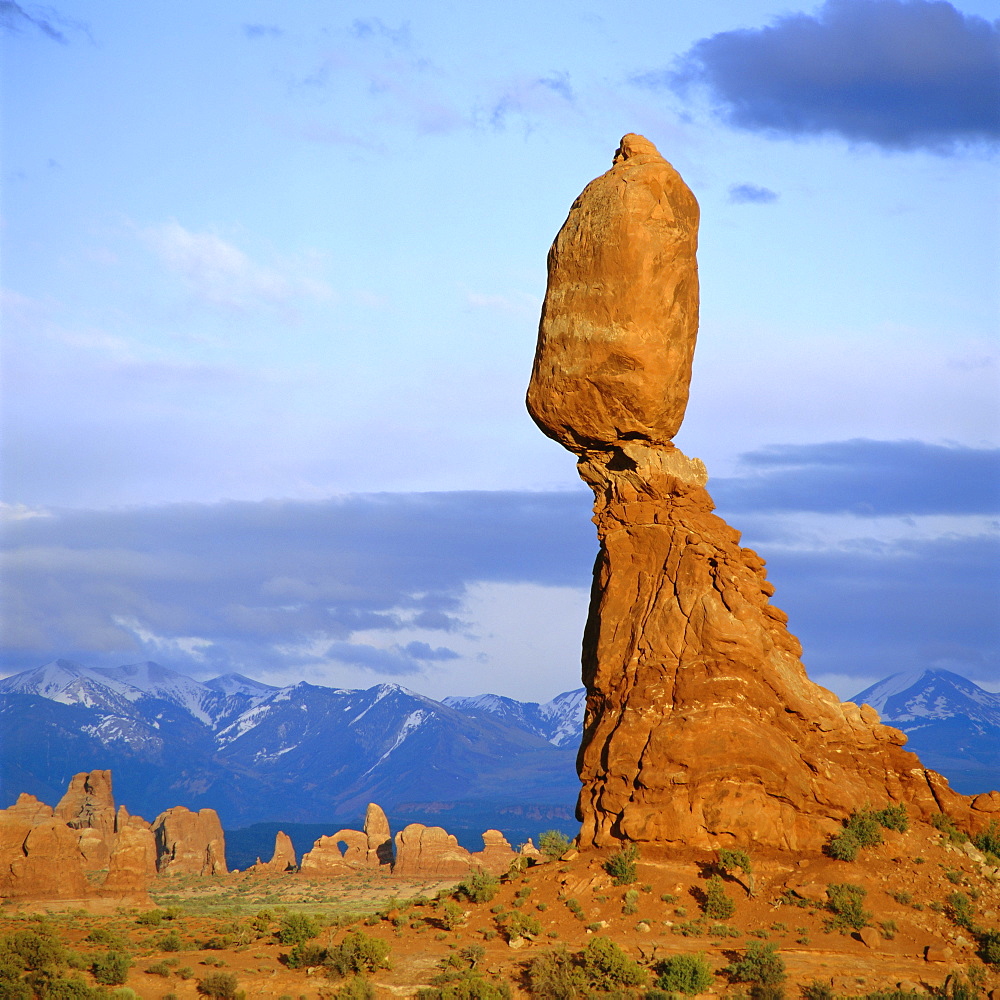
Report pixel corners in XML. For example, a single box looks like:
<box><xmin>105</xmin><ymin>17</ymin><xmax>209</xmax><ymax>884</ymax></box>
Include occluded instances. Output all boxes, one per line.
<box><xmin>528</xmin><ymin>134</ymin><xmax>996</xmax><ymax>850</ymax></box>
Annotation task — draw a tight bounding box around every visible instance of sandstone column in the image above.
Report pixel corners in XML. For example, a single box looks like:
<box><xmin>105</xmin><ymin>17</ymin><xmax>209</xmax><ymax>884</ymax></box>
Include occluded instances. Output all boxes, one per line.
<box><xmin>528</xmin><ymin>135</ymin><xmax>988</xmax><ymax>851</ymax></box>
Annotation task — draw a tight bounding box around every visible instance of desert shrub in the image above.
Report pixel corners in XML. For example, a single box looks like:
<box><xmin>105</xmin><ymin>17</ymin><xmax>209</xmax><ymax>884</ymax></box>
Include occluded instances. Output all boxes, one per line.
<box><xmin>846</xmin><ymin>812</ymin><xmax>882</xmax><ymax>847</ymax></box>
<box><xmin>622</xmin><ymin>889</ymin><xmax>639</xmax><ymax>915</ymax></box>
<box><xmin>528</xmin><ymin>948</ymin><xmax>585</xmax><ymax>1000</ymax></box>
<box><xmin>931</xmin><ymin>813</ymin><xmax>968</xmax><ymax>844</ymax></box>
<box><xmin>501</xmin><ymin>912</ymin><xmax>541</xmax><ymax>942</ymax></box>
<box><xmin>879</xmin><ymin>919</ymin><xmax>897</xmax><ymax>940</ymax></box>
<box><xmin>157</xmin><ymin>930</ymin><xmax>183</xmax><ymax>952</ymax></box>
<box><xmin>455</xmin><ymin>869</ymin><xmax>499</xmax><ymax>904</ymax></box>
<box><xmin>286</xmin><ymin>941</ymin><xmax>329</xmax><ymax>968</ymax></box>
<box><xmin>84</xmin><ymin>927</ymin><xmax>131</xmax><ymax>950</ymax></box>
<box><xmin>0</xmin><ymin>928</ymin><xmax>67</xmax><ymax>972</ymax></box>
<box><xmin>979</xmin><ymin>929</ymin><xmax>1000</xmax><ymax>964</ymax></box>
<box><xmin>437</xmin><ymin>900</ymin><xmax>466</xmax><ymax>931</ymax></box>
<box><xmin>800</xmin><ymin>981</ymin><xmax>835</xmax><ymax>1000</ymax></box>
<box><xmin>145</xmin><ymin>961</ymin><xmax>172</xmax><ymax>976</ymax></box>
<box><xmin>603</xmin><ymin>844</ymin><xmax>639</xmax><ymax>886</ymax></box>
<box><xmin>825</xmin><ymin>832</ymin><xmax>860</xmax><ymax>861</ymax></box>
<box><xmin>196</xmin><ymin>971</ymin><xmax>239</xmax><ymax>999</ymax></box>
<box><xmin>277</xmin><ymin>912</ymin><xmax>321</xmax><ymax>945</ymax></box>
<box><xmin>654</xmin><ymin>952</ymin><xmax>713</xmax><ymax>994</ymax></box>
<box><xmin>580</xmin><ymin>937</ymin><xmax>647</xmax><ymax>991</ymax></box>
<box><xmin>718</xmin><ymin>849</ymin><xmax>755</xmax><ymax>895</ymax></box>
<box><xmin>945</xmin><ymin>869</ymin><xmax>963</xmax><ymax>884</ymax></box>
<box><xmin>873</xmin><ymin>803</ymin><xmax>908</xmax><ymax>833</ymax></box>
<box><xmin>973</xmin><ymin>819</ymin><xmax>1000</xmax><ymax>856</ymax></box>
<box><xmin>91</xmin><ymin>951</ymin><xmax>132</xmax><ymax>986</ymax></box>
<box><xmin>824</xmin><ymin>884</ymin><xmax>871</xmax><ymax>933</ymax></box>
<box><xmin>539</xmin><ymin>831</ymin><xmax>573</xmax><ymax>860</ymax></box>
<box><xmin>31</xmin><ymin>976</ymin><xmax>105</xmax><ymax>998</ymax></box>
<box><xmin>723</xmin><ymin>941</ymin><xmax>786</xmax><ymax>986</ymax></box>
<box><xmin>702</xmin><ymin>874</ymin><xmax>735</xmax><ymax>919</ymax></box>
<box><xmin>564</xmin><ymin>898</ymin><xmax>585</xmax><ymax>921</ymax></box>
<box><xmin>336</xmin><ymin>975</ymin><xmax>377</xmax><ymax>1000</ymax></box>
<box><xmin>200</xmin><ymin>935</ymin><xmax>232</xmax><ymax>950</ymax></box>
<box><xmin>324</xmin><ymin>931</ymin><xmax>391</xmax><ymax>978</ymax></box>
<box><xmin>945</xmin><ymin>891</ymin><xmax>976</xmax><ymax>931</ymax></box>
<box><xmin>420</xmin><ymin>971</ymin><xmax>511</xmax><ymax>1000</ymax></box>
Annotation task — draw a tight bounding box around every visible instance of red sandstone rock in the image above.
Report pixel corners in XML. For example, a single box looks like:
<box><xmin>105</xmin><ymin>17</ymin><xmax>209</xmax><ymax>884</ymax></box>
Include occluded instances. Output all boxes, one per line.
<box><xmin>103</xmin><ymin>821</ymin><xmax>157</xmax><ymax>898</ymax></box>
<box><xmin>247</xmin><ymin>831</ymin><xmax>297</xmax><ymax>874</ymax></box>
<box><xmin>527</xmin><ymin>134</ymin><xmax>989</xmax><ymax>852</ymax></box>
<box><xmin>5</xmin><ymin>793</ymin><xmax>54</xmax><ymax>824</ymax></box>
<box><xmin>300</xmin><ymin>830</ymin><xmax>366</xmax><ymax>875</ymax></box>
<box><xmin>152</xmin><ymin>806</ymin><xmax>228</xmax><ymax>875</ymax></box>
<box><xmin>471</xmin><ymin>829</ymin><xmax>517</xmax><ymax>874</ymax></box>
<box><xmin>0</xmin><ymin>810</ymin><xmax>92</xmax><ymax>899</ymax></box>
<box><xmin>393</xmin><ymin>825</ymin><xmax>516</xmax><ymax>877</ymax></box>
<box><xmin>55</xmin><ymin>770</ymin><xmax>117</xmax><ymax>870</ymax></box>
<box><xmin>365</xmin><ymin>802</ymin><xmax>393</xmax><ymax>866</ymax></box>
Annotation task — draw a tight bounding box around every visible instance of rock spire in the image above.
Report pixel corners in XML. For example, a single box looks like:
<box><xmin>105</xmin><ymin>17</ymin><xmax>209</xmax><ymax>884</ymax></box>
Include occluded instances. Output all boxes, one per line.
<box><xmin>528</xmin><ymin>134</ymin><xmax>998</xmax><ymax>850</ymax></box>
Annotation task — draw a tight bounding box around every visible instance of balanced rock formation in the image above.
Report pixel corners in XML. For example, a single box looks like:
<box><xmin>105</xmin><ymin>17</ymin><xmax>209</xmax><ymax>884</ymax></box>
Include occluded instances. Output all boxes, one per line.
<box><xmin>527</xmin><ymin>134</ymin><xmax>994</xmax><ymax>851</ymax></box>
<box><xmin>54</xmin><ymin>769</ymin><xmax>117</xmax><ymax>870</ymax></box>
<box><xmin>152</xmin><ymin>806</ymin><xmax>228</xmax><ymax>875</ymax></box>
<box><xmin>364</xmin><ymin>802</ymin><xmax>394</xmax><ymax>866</ymax></box>
<box><xmin>393</xmin><ymin>824</ymin><xmax>516</xmax><ymax>877</ymax></box>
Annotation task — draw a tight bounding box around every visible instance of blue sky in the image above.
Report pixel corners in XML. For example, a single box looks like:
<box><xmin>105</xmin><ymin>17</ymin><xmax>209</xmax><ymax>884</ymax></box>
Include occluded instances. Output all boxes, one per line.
<box><xmin>1</xmin><ymin>0</ymin><xmax>998</xmax><ymax>701</ymax></box>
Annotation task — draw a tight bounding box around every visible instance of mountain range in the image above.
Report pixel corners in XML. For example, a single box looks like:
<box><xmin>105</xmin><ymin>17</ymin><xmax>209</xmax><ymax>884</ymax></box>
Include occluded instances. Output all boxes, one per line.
<box><xmin>850</xmin><ymin>668</ymin><xmax>1000</xmax><ymax>796</ymax></box>
<box><xmin>0</xmin><ymin>660</ymin><xmax>584</xmax><ymax>848</ymax></box>
<box><xmin>1</xmin><ymin>660</ymin><xmax>996</xmax><ymax>862</ymax></box>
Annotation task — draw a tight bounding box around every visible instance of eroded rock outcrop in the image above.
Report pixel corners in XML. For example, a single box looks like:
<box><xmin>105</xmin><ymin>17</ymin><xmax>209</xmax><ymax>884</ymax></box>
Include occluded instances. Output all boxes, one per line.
<box><xmin>152</xmin><ymin>806</ymin><xmax>228</xmax><ymax>875</ymax></box>
<box><xmin>55</xmin><ymin>769</ymin><xmax>117</xmax><ymax>870</ymax></box>
<box><xmin>0</xmin><ymin>805</ymin><xmax>93</xmax><ymax>899</ymax></box>
<box><xmin>365</xmin><ymin>802</ymin><xmax>394</xmax><ymax>867</ymax></box>
<box><xmin>300</xmin><ymin>829</ymin><xmax>366</xmax><ymax>875</ymax></box>
<box><xmin>393</xmin><ymin>824</ymin><xmax>516</xmax><ymax>876</ymax></box>
<box><xmin>527</xmin><ymin>134</ymin><xmax>990</xmax><ymax>851</ymax></box>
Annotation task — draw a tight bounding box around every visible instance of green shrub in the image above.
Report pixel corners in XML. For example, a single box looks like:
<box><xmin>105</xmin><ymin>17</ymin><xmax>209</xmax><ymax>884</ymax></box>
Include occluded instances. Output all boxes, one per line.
<box><xmin>418</xmin><ymin>971</ymin><xmax>510</xmax><ymax>1000</ymax></box>
<box><xmin>622</xmin><ymin>889</ymin><xmax>639</xmax><ymax>916</ymax></box>
<box><xmin>455</xmin><ymin>869</ymin><xmax>500</xmax><ymax>904</ymax></box>
<box><xmin>564</xmin><ymin>898</ymin><xmax>585</xmax><ymax>921</ymax></box>
<box><xmin>30</xmin><ymin>975</ymin><xmax>104</xmax><ymax>998</ymax></box>
<box><xmin>91</xmin><ymin>951</ymin><xmax>132</xmax><ymax>986</ymax></box>
<box><xmin>325</xmin><ymin>931</ymin><xmax>391</xmax><ymax>978</ymax></box>
<box><xmin>287</xmin><ymin>941</ymin><xmax>328</xmax><ymax>968</ymax></box>
<box><xmin>196</xmin><ymin>971</ymin><xmax>239</xmax><ymax>998</ymax></box>
<box><xmin>603</xmin><ymin>845</ymin><xmax>639</xmax><ymax>886</ymax></box>
<box><xmin>826</xmin><ymin>831</ymin><xmax>860</xmax><ymax>861</ymax></box>
<box><xmin>845</xmin><ymin>812</ymin><xmax>882</xmax><ymax>847</ymax></box>
<box><xmin>501</xmin><ymin>912</ymin><xmax>541</xmax><ymax>942</ymax></box>
<box><xmin>702</xmin><ymin>874</ymin><xmax>735</xmax><ymax>919</ymax></box>
<box><xmin>0</xmin><ymin>928</ymin><xmax>67</xmax><ymax>972</ymax></box>
<box><xmin>580</xmin><ymin>937</ymin><xmax>647</xmax><ymax>991</ymax></box>
<box><xmin>979</xmin><ymin>929</ymin><xmax>1000</xmax><ymax>964</ymax></box>
<box><xmin>277</xmin><ymin>912</ymin><xmax>321</xmax><ymax>946</ymax></box>
<box><xmin>437</xmin><ymin>900</ymin><xmax>466</xmax><ymax>931</ymax></box>
<box><xmin>145</xmin><ymin>961</ymin><xmax>172</xmax><ymax>976</ymax></box>
<box><xmin>538</xmin><ymin>831</ymin><xmax>573</xmax><ymax>860</ymax></box>
<box><xmin>973</xmin><ymin>819</ymin><xmax>1000</xmax><ymax>856</ymax></box>
<box><xmin>527</xmin><ymin>948</ymin><xmax>585</xmax><ymax>1000</ymax></box>
<box><xmin>157</xmin><ymin>930</ymin><xmax>183</xmax><ymax>952</ymax></box>
<box><xmin>873</xmin><ymin>803</ymin><xmax>908</xmax><ymax>833</ymax></box>
<box><xmin>945</xmin><ymin>891</ymin><xmax>975</xmax><ymax>931</ymax></box>
<box><xmin>723</xmin><ymin>941</ymin><xmax>786</xmax><ymax>986</ymax></box>
<box><xmin>335</xmin><ymin>975</ymin><xmax>376</xmax><ymax>1000</ymax></box>
<box><xmin>800</xmin><ymin>981</ymin><xmax>834</xmax><ymax>1000</ymax></box>
<box><xmin>824</xmin><ymin>883</ymin><xmax>871</xmax><ymax>933</ymax></box>
<box><xmin>718</xmin><ymin>849</ymin><xmax>755</xmax><ymax>895</ymax></box>
<box><xmin>654</xmin><ymin>952</ymin><xmax>713</xmax><ymax>994</ymax></box>
<box><xmin>931</xmin><ymin>813</ymin><xmax>968</xmax><ymax>844</ymax></box>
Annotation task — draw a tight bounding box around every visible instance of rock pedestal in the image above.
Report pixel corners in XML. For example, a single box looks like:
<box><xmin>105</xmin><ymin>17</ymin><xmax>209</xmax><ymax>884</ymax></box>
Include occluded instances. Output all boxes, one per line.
<box><xmin>527</xmin><ymin>134</ymin><xmax>991</xmax><ymax>851</ymax></box>
<box><xmin>152</xmin><ymin>806</ymin><xmax>228</xmax><ymax>875</ymax></box>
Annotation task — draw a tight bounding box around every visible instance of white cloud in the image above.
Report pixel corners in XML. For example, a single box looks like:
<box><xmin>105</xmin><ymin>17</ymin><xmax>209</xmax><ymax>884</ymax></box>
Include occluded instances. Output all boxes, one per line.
<box><xmin>143</xmin><ymin>221</ymin><xmax>334</xmax><ymax>313</ymax></box>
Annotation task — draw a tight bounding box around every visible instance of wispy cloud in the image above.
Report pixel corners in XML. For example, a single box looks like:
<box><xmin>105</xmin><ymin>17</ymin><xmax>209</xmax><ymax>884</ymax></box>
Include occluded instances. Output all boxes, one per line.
<box><xmin>644</xmin><ymin>0</ymin><xmax>1000</xmax><ymax>154</ymax></box>
<box><xmin>0</xmin><ymin>1</ymin><xmax>82</xmax><ymax>43</ymax></box>
<box><xmin>143</xmin><ymin>221</ymin><xmax>333</xmax><ymax>313</ymax></box>
<box><xmin>242</xmin><ymin>23</ymin><xmax>282</xmax><ymax>40</ymax></box>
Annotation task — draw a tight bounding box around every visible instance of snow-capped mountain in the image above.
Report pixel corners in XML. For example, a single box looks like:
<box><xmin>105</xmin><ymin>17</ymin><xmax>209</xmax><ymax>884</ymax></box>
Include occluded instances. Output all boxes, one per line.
<box><xmin>0</xmin><ymin>660</ymin><xmax>580</xmax><ymax>830</ymax></box>
<box><xmin>442</xmin><ymin>688</ymin><xmax>585</xmax><ymax>747</ymax></box>
<box><xmin>851</xmin><ymin>669</ymin><xmax>1000</xmax><ymax>795</ymax></box>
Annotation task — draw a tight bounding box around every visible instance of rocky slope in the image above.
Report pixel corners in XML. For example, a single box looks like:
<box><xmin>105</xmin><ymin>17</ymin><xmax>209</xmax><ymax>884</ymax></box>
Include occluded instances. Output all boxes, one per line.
<box><xmin>526</xmin><ymin>133</ymin><xmax>999</xmax><ymax>850</ymax></box>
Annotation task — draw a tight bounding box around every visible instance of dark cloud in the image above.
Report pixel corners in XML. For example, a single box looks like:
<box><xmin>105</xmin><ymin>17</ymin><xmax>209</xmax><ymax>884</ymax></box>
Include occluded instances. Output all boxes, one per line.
<box><xmin>0</xmin><ymin>1</ymin><xmax>77</xmax><ymax>42</ymax></box>
<box><xmin>656</xmin><ymin>0</ymin><xmax>1000</xmax><ymax>153</ymax></box>
<box><xmin>728</xmin><ymin>183</ymin><xmax>778</xmax><ymax>204</ymax></box>
<box><xmin>760</xmin><ymin>534</ymin><xmax>1000</xmax><ymax>689</ymax></box>
<box><xmin>712</xmin><ymin>440</ymin><xmax>1000</xmax><ymax>516</ymax></box>
<box><xmin>242</xmin><ymin>23</ymin><xmax>283</xmax><ymax>40</ymax></box>
<box><xmin>2</xmin><ymin>440</ymin><xmax>996</xmax><ymax>692</ymax></box>
<box><xmin>0</xmin><ymin>492</ymin><xmax>594</xmax><ymax>678</ymax></box>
